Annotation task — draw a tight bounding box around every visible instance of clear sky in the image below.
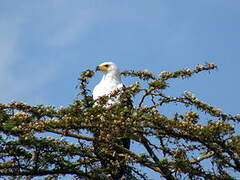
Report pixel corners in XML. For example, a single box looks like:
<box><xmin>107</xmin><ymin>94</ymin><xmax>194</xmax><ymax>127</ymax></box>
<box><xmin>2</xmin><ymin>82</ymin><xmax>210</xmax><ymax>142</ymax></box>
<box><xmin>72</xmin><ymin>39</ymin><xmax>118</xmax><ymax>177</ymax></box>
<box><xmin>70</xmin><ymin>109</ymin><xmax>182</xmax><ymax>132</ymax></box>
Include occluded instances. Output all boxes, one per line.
<box><xmin>1</xmin><ymin>1</ymin><xmax>240</xmax><ymax>179</ymax></box>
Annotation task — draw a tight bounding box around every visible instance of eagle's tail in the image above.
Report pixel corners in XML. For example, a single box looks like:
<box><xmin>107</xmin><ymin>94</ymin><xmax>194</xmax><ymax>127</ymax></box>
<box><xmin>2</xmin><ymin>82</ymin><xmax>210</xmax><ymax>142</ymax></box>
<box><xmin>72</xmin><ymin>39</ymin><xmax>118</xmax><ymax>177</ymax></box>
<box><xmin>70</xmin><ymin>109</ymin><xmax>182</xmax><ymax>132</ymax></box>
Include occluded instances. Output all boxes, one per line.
<box><xmin>115</xmin><ymin>138</ymin><xmax>131</xmax><ymax>179</ymax></box>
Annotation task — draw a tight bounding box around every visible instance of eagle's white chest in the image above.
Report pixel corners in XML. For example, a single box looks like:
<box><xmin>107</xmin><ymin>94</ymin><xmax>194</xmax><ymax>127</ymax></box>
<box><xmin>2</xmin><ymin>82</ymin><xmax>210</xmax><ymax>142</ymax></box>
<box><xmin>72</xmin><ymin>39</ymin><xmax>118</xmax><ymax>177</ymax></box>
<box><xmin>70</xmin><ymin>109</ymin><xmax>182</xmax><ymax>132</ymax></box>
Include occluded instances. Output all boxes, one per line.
<box><xmin>93</xmin><ymin>80</ymin><xmax>123</xmax><ymax>100</ymax></box>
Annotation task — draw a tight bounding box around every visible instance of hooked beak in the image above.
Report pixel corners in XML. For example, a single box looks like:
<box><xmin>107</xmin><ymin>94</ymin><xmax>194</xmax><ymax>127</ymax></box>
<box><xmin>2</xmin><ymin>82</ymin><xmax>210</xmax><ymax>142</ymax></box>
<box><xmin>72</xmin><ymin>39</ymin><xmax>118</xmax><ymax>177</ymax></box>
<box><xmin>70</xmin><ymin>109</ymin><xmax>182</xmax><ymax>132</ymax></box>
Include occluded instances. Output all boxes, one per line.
<box><xmin>95</xmin><ymin>66</ymin><xmax>100</xmax><ymax>71</ymax></box>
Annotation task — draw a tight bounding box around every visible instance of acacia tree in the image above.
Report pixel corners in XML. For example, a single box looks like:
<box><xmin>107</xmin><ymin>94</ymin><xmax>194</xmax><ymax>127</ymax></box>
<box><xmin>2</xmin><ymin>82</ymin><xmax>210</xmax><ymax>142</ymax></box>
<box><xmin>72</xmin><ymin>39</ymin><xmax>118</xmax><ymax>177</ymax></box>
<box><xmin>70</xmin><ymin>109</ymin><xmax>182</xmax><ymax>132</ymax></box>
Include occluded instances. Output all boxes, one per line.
<box><xmin>0</xmin><ymin>63</ymin><xmax>239</xmax><ymax>180</ymax></box>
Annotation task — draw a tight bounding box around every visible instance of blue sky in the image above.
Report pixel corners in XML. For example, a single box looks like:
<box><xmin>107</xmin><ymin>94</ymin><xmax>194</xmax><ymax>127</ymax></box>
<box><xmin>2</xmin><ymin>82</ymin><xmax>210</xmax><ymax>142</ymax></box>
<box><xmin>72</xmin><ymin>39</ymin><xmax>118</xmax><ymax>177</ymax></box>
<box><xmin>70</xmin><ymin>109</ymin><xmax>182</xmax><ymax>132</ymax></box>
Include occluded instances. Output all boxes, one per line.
<box><xmin>1</xmin><ymin>1</ymin><xmax>240</xmax><ymax>179</ymax></box>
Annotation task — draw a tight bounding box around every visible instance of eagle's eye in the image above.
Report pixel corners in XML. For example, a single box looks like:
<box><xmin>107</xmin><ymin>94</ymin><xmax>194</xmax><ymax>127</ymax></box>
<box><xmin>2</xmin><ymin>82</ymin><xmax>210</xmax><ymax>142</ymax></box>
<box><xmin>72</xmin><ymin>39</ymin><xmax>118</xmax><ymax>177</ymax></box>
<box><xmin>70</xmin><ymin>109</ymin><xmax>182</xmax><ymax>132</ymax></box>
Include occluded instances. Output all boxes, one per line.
<box><xmin>104</xmin><ymin>64</ymin><xmax>110</xmax><ymax>68</ymax></box>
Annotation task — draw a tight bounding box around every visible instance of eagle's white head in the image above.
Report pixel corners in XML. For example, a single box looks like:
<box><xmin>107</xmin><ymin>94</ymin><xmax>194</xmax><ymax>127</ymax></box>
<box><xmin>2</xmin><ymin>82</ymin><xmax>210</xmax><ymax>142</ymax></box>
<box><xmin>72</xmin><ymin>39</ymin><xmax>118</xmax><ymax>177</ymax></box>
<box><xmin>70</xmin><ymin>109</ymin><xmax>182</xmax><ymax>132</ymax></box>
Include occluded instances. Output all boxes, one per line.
<box><xmin>95</xmin><ymin>62</ymin><xmax>119</xmax><ymax>74</ymax></box>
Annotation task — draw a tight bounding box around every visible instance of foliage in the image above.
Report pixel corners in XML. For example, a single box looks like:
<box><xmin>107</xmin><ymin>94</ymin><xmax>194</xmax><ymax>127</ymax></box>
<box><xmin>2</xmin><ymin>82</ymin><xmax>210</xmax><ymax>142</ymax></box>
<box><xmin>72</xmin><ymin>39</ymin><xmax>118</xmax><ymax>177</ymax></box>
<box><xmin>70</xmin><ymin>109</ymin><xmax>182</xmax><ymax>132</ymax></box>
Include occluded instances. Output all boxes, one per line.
<box><xmin>0</xmin><ymin>63</ymin><xmax>239</xmax><ymax>180</ymax></box>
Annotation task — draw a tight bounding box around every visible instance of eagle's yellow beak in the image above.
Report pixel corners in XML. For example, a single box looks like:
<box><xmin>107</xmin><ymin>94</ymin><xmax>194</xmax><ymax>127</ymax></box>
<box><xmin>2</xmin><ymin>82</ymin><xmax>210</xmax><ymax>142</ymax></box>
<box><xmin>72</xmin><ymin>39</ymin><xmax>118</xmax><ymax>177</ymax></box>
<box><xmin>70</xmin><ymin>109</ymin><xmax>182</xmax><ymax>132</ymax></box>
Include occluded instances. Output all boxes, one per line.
<box><xmin>95</xmin><ymin>64</ymin><xmax>110</xmax><ymax>72</ymax></box>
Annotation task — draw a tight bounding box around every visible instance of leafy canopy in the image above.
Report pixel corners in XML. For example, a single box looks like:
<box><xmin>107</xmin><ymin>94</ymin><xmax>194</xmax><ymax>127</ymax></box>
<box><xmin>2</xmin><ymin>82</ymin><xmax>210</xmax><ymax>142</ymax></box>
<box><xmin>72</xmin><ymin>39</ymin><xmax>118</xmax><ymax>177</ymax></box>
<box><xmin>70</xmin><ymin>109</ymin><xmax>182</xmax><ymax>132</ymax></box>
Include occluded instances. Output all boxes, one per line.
<box><xmin>0</xmin><ymin>63</ymin><xmax>239</xmax><ymax>180</ymax></box>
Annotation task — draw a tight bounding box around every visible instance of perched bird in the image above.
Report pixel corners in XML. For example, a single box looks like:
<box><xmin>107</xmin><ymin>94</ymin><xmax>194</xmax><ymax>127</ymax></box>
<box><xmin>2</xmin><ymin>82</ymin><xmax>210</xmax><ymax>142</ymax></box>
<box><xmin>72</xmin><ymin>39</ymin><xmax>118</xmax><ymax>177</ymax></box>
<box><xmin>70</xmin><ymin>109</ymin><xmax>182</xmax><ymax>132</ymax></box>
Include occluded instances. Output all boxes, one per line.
<box><xmin>93</xmin><ymin>62</ymin><xmax>123</xmax><ymax>106</ymax></box>
<box><xmin>93</xmin><ymin>62</ymin><xmax>131</xmax><ymax>179</ymax></box>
